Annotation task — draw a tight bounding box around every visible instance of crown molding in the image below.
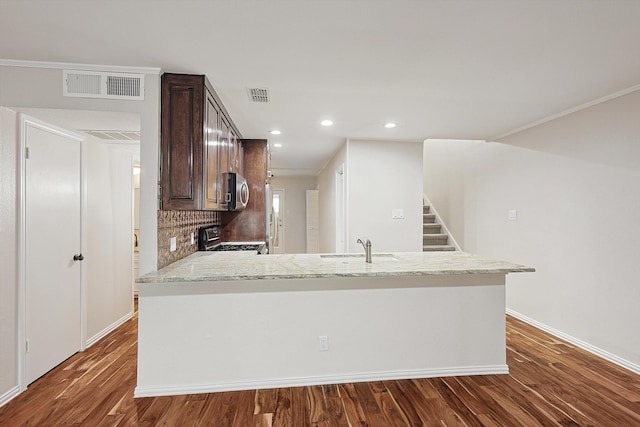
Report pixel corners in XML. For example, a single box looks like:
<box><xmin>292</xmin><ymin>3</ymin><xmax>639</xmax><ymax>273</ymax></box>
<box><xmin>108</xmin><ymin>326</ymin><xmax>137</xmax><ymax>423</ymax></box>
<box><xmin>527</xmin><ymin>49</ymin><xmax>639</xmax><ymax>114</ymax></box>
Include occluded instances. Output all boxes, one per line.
<box><xmin>490</xmin><ymin>83</ymin><xmax>640</xmax><ymax>141</ymax></box>
<box><xmin>0</xmin><ymin>59</ymin><xmax>162</xmax><ymax>75</ymax></box>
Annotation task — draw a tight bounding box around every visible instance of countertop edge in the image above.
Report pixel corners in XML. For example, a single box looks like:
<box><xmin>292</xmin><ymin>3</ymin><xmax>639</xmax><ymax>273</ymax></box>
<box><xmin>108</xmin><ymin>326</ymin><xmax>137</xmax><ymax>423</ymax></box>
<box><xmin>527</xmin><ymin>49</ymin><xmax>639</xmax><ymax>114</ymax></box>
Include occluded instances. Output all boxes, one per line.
<box><xmin>137</xmin><ymin>266</ymin><xmax>535</xmax><ymax>284</ymax></box>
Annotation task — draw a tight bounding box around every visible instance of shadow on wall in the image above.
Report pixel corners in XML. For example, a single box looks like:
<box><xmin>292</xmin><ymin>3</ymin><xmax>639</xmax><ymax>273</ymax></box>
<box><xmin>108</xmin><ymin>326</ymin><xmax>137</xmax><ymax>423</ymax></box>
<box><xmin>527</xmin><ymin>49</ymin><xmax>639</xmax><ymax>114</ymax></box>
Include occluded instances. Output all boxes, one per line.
<box><xmin>492</xmin><ymin>89</ymin><xmax>640</xmax><ymax>171</ymax></box>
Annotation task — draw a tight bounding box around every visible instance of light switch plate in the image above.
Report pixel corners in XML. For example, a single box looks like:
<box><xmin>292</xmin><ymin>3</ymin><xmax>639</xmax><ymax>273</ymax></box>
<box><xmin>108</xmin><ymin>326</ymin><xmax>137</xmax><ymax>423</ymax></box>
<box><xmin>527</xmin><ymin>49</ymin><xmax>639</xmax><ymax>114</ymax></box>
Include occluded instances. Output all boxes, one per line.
<box><xmin>170</xmin><ymin>237</ymin><xmax>177</xmax><ymax>252</ymax></box>
<box><xmin>190</xmin><ymin>232</ymin><xmax>195</xmax><ymax>245</ymax></box>
<box><xmin>508</xmin><ymin>210</ymin><xmax>518</xmax><ymax>221</ymax></box>
<box><xmin>319</xmin><ymin>335</ymin><xmax>329</xmax><ymax>351</ymax></box>
<box><xmin>392</xmin><ymin>209</ymin><xmax>405</xmax><ymax>219</ymax></box>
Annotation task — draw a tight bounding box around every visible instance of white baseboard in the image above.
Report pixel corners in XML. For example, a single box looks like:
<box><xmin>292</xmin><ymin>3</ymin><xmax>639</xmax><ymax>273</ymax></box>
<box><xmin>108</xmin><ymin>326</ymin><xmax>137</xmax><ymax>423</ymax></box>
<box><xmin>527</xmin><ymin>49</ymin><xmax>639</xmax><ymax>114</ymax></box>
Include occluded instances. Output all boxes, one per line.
<box><xmin>0</xmin><ymin>385</ymin><xmax>21</xmax><ymax>408</ymax></box>
<box><xmin>134</xmin><ymin>364</ymin><xmax>509</xmax><ymax>398</ymax></box>
<box><xmin>85</xmin><ymin>311</ymin><xmax>133</xmax><ymax>348</ymax></box>
<box><xmin>1</xmin><ymin>312</ymin><xmax>134</xmax><ymax>409</ymax></box>
<box><xmin>506</xmin><ymin>309</ymin><xmax>640</xmax><ymax>375</ymax></box>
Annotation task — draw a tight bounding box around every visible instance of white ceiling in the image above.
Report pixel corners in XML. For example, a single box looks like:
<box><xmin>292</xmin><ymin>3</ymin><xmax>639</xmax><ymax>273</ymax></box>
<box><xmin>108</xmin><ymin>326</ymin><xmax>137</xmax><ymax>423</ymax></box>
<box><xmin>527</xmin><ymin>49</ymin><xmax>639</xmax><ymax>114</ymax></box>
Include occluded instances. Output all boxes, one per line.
<box><xmin>1</xmin><ymin>0</ymin><xmax>639</xmax><ymax>176</ymax></box>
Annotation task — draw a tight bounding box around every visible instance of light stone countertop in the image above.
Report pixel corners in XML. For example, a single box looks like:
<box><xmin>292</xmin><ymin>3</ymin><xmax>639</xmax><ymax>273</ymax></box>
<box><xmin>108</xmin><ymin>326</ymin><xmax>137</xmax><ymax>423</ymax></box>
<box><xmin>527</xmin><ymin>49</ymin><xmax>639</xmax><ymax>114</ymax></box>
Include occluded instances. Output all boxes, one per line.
<box><xmin>137</xmin><ymin>251</ymin><xmax>534</xmax><ymax>283</ymax></box>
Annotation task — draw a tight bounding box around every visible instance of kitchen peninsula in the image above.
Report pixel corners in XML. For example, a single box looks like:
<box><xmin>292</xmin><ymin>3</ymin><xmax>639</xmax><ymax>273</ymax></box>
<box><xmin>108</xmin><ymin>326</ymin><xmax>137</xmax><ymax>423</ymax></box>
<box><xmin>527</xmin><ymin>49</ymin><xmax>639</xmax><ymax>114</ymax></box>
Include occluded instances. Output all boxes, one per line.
<box><xmin>134</xmin><ymin>251</ymin><xmax>533</xmax><ymax>397</ymax></box>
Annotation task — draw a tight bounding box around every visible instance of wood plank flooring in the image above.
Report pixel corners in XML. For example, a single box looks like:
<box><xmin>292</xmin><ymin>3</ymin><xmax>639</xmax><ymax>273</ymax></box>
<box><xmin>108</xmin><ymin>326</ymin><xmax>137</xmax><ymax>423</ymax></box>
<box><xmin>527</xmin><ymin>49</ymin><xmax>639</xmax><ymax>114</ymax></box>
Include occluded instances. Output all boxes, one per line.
<box><xmin>1</xmin><ymin>303</ymin><xmax>639</xmax><ymax>426</ymax></box>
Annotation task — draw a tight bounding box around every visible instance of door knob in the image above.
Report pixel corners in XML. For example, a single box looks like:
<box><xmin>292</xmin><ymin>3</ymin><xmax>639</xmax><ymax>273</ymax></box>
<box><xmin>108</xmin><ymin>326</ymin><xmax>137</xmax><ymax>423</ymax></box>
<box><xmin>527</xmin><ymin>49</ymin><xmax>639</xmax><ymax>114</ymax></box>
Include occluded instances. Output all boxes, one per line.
<box><xmin>73</xmin><ymin>254</ymin><xmax>84</xmax><ymax>261</ymax></box>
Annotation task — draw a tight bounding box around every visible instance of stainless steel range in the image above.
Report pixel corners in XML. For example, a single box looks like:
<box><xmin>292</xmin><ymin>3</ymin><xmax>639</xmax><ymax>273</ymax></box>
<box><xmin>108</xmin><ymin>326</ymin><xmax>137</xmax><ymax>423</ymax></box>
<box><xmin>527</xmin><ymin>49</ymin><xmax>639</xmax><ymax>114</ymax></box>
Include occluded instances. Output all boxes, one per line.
<box><xmin>198</xmin><ymin>225</ymin><xmax>267</xmax><ymax>254</ymax></box>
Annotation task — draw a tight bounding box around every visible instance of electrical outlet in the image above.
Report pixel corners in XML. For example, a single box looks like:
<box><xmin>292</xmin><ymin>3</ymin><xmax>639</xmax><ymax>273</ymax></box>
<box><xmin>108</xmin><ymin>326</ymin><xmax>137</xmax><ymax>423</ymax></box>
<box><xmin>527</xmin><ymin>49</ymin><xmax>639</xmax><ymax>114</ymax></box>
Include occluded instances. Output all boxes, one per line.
<box><xmin>190</xmin><ymin>232</ymin><xmax>195</xmax><ymax>245</ymax></box>
<box><xmin>392</xmin><ymin>209</ymin><xmax>405</xmax><ymax>219</ymax></box>
<box><xmin>170</xmin><ymin>237</ymin><xmax>177</xmax><ymax>252</ymax></box>
<box><xmin>508</xmin><ymin>210</ymin><xmax>518</xmax><ymax>221</ymax></box>
<box><xmin>319</xmin><ymin>335</ymin><xmax>329</xmax><ymax>351</ymax></box>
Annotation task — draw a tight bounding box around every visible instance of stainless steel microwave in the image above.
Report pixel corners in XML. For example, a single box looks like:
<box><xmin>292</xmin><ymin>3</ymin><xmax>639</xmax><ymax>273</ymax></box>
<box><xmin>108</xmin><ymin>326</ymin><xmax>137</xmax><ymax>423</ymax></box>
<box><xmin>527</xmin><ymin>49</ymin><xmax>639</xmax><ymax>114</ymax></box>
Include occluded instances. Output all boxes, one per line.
<box><xmin>226</xmin><ymin>172</ymin><xmax>249</xmax><ymax>211</ymax></box>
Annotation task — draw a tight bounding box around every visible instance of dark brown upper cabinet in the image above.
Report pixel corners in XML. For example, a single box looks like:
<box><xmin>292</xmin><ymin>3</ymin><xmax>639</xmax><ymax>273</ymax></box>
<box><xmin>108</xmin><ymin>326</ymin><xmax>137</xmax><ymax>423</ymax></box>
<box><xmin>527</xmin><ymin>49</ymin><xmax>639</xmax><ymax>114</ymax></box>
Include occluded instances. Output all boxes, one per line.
<box><xmin>161</xmin><ymin>73</ymin><xmax>242</xmax><ymax>211</ymax></box>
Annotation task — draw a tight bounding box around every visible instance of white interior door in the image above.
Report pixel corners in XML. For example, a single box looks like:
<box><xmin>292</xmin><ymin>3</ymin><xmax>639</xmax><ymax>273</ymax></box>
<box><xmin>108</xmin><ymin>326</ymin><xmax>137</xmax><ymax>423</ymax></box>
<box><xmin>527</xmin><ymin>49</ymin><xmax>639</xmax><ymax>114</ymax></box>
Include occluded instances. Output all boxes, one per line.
<box><xmin>271</xmin><ymin>189</ymin><xmax>285</xmax><ymax>254</ymax></box>
<box><xmin>24</xmin><ymin>119</ymin><xmax>82</xmax><ymax>385</ymax></box>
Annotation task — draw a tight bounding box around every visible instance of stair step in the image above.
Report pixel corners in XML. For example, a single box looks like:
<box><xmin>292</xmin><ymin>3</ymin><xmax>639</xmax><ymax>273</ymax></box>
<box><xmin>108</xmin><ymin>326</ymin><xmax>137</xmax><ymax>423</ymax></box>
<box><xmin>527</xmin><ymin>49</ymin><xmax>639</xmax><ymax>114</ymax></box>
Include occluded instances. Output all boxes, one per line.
<box><xmin>423</xmin><ymin>245</ymin><xmax>456</xmax><ymax>252</ymax></box>
<box><xmin>423</xmin><ymin>224</ymin><xmax>442</xmax><ymax>234</ymax></box>
<box><xmin>423</xmin><ymin>213</ymin><xmax>436</xmax><ymax>223</ymax></box>
<box><xmin>423</xmin><ymin>205</ymin><xmax>430</xmax><ymax>214</ymax></box>
<box><xmin>423</xmin><ymin>234</ymin><xmax>449</xmax><ymax>245</ymax></box>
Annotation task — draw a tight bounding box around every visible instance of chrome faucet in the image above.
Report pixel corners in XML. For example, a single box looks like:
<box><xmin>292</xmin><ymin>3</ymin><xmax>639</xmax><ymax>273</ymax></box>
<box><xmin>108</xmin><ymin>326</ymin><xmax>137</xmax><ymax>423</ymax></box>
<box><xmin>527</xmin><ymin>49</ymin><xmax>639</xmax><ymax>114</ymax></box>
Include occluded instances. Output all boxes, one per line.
<box><xmin>356</xmin><ymin>237</ymin><xmax>372</xmax><ymax>263</ymax></box>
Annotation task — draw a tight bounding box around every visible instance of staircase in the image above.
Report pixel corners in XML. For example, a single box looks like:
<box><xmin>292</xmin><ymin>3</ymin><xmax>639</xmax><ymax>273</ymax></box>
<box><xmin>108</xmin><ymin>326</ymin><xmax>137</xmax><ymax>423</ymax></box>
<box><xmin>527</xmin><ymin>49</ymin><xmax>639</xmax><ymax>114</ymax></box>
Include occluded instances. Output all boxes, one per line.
<box><xmin>423</xmin><ymin>205</ymin><xmax>456</xmax><ymax>252</ymax></box>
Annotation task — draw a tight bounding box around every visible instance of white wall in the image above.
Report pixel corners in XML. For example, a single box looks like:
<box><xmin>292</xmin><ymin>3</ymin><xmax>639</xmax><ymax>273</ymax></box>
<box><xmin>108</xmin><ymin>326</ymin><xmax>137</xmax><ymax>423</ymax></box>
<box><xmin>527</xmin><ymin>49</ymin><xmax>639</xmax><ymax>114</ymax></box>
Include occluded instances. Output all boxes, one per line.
<box><xmin>422</xmin><ymin>139</ymin><xmax>477</xmax><ymax>250</ymax></box>
<box><xmin>318</xmin><ymin>140</ymin><xmax>423</xmax><ymax>253</ymax></box>
<box><xmin>137</xmin><ymin>275</ymin><xmax>507</xmax><ymax>396</ymax></box>
<box><xmin>0</xmin><ymin>108</ymin><xmax>137</xmax><ymax>405</ymax></box>
<box><xmin>347</xmin><ymin>140</ymin><xmax>423</xmax><ymax>253</ymax></box>
<box><xmin>0</xmin><ymin>61</ymin><xmax>160</xmax><ymax>404</ymax></box>
<box><xmin>270</xmin><ymin>176</ymin><xmax>317</xmax><ymax>254</ymax></box>
<box><xmin>85</xmin><ymin>141</ymin><xmax>134</xmax><ymax>343</ymax></box>
<box><xmin>423</xmin><ymin>89</ymin><xmax>640</xmax><ymax>370</ymax></box>
<box><xmin>0</xmin><ymin>108</ymin><xmax>19</xmax><ymax>403</ymax></box>
<box><xmin>0</xmin><ymin>61</ymin><xmax>157</xmax><ymax>405</ymax></box>
<box><xmin>0</xmin><ymin>63</ymin><xmax>159</xmax><ymax>275</ymax></box>
<box><xmin>317</xmin><ymin>144</ymin><xmax>347</xmax><ymax>253</ymax></box>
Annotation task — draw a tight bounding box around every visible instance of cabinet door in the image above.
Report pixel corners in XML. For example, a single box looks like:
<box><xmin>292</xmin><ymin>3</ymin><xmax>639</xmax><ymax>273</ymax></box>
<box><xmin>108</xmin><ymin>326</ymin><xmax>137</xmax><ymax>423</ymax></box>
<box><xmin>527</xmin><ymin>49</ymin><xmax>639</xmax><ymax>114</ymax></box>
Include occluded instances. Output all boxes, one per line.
<box><xmin>220</xmin><ymin>116</ymin><xmax>230</xmax><ymax>174</ymax></box>
<box><xmin>229</xmin><ymin>128</ymin><xmax>240</xmax><ymax>174</ymax></box>
<box><xmin>161</xmin><ymin>74</ymin><xmax>204</xmax><ymax>210</ymax></box>
<box><xmin>203</xmin><ymin>92</ymin><xmax>220</xmax><ymax>209</ymax></box>
<box><xmin>237</xmin><ymin>139</ymin><xmax>243</xmax><ymax>175</ymax></box>
<box><xmin>229</xmin><ymin>129</ymin><xmax>236</xmax><ymax>173</ymax></box>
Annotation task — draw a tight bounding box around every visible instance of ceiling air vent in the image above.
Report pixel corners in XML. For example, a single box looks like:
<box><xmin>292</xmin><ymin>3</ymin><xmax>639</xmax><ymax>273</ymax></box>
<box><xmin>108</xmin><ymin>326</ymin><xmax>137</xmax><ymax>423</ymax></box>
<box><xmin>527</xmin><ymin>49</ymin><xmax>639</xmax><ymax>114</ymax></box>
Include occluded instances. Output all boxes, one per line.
<box><xmin>82</xmin><ymin>130</ymin><xmax>141</xmax><ymax>142</ymax></box>
<box><xmin>63</xmin><ymin>70</ymin><xmax>145</xmax><ymax>100</ymax></box>
<box><xmin>247</xmin><ymin>87</ymin><xmax>270</xmax><ymax>103</ymax></box>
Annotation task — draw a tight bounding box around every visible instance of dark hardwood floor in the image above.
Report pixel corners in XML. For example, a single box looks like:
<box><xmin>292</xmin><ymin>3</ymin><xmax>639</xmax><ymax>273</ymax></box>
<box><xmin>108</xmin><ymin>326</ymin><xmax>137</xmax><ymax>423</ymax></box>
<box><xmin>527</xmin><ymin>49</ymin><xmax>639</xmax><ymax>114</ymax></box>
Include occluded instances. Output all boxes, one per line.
<box><xmin>1</xmin><ymin>302</ymin><xmax>639</xmax><ymax>426</ymax></box>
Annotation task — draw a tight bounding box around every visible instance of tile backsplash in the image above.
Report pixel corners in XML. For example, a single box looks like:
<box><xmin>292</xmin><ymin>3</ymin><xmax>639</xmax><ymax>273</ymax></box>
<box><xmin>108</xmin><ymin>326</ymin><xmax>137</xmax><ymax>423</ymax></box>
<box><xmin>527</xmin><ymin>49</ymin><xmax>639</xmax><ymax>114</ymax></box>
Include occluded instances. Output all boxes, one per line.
<box><xmin>157</xmin><ymin>210</ymin><xmax>221</xmax><ymax>269</ymax></box>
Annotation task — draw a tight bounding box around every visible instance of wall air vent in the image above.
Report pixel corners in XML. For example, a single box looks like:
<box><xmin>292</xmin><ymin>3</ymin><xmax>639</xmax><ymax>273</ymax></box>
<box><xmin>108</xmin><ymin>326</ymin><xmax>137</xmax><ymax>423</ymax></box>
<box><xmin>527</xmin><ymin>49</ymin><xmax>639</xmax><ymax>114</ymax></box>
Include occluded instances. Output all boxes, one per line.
<box><xmin>106</xmin><ymin>74</ymin><xmax>142</xmax><ymax>98</ymax></box>
<box><xmin>65</xmin><ymin>72</ymin><xmax>102</xmax><ymax>96</ymax></box>
<box><xmin>63</xmin><ymin>70</ymin><xmax>145</xmax><ymax>100</ymax></box>
<box><xmin>247</xmin><ymin>87</ymin><xmax>270</xmax><ymax>103</ymax></box>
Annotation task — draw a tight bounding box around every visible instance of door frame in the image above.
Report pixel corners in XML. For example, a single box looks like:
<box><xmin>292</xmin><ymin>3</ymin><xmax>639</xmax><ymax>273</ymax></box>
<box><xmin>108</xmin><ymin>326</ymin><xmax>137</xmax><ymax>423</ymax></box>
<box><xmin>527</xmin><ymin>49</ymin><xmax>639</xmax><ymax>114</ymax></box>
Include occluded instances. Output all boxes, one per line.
<box><xmin>16</xmin><ymin>114</ymin><xmax>88</xmax><ymax>391</ymax></box>
<box><xmin>335</xmin><ymin>164</ymin><xmax>346</xmax><ymax>253</ymax></box>
<box><xmin>271</xmin><ymin>188</ymin><xmax>285</xmax><ymax>254</ymax></box>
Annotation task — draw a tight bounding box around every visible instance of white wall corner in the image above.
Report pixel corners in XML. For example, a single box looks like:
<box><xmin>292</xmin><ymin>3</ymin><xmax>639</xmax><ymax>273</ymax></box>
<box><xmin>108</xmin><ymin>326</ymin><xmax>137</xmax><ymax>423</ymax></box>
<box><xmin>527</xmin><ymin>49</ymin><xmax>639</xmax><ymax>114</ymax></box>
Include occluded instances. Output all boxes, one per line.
<box><xmin>85</xmin><ymin>311</ymin><xmax>134</xmax><ymax>348</ymax></box>
<box><xmin>0</xmin><ymin>385</ymin><xmax>21</xmax><ymax>408</ymax></box>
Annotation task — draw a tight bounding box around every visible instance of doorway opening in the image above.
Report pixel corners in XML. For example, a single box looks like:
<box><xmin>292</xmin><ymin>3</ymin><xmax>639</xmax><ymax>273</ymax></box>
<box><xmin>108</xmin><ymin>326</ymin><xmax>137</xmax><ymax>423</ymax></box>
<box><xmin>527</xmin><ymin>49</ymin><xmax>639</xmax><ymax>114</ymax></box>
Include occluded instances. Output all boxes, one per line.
<box><xmin>335</xmin><ymin>165</ymin><xmax>345</xmax><ymax>253</ymax></box>
<box><xmin>271</xmin><ymin>189</ymin><xmax>285</xmax><ymax>254</ymax></box>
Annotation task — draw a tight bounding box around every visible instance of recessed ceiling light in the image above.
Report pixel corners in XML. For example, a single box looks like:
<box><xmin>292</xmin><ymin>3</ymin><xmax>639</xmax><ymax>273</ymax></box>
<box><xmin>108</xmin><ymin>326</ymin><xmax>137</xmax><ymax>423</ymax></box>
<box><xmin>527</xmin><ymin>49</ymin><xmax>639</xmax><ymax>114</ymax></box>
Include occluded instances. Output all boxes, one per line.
<box><xmin>320</xmin><ymin>119</ymin><xmax>334</xmax><ymax>127</ymax></box>
<box><xmin>269</xmin><ymin>130</ymin><xmax>281</xmax><ymax>135</ymax></box>
<box><xmin>384</xmin><ymin>122</ymin><xmax>397</xmax><ymax>128</ymax></box>
<box><xmin>273</xmin><ymin>143</ymin><xmax>283</xmax><ymax>148</ymax></box>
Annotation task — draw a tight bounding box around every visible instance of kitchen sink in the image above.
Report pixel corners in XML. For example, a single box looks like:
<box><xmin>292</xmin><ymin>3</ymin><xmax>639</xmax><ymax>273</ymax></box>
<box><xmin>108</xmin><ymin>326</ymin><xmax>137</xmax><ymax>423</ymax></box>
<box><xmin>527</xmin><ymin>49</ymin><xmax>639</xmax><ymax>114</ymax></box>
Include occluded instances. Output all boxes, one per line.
<box><xmin>320</xmin><ymin>253</ymin><xmax>399</xmax><ymax>262</ymax></box>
